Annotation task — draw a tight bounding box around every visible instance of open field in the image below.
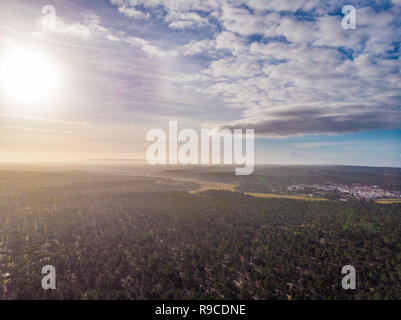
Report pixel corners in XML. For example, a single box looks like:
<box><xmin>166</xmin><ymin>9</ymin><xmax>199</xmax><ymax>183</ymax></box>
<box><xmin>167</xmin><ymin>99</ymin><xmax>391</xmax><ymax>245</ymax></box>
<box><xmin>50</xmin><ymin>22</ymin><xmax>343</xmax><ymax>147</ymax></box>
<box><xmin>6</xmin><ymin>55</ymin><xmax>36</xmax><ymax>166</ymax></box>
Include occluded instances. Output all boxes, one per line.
<box><xmin>244</xmin><ymin>192</ymin><xmax>328</xmax><ymax>201</ymax></box>
<box><xmin>156</xmin><ymin>174</ymin><xmax>399</xmax><ymax>203</ymax></box>
<box><xmin>375</xmin><ymin>199</ymin><xmax>401</xmax><ymax>204</ymax></box>
<box><xmin>150</xmin><ymin>173</ymin><xmax>239</xmax><ymax>194</ymax></box>
<box><xmin>189</xmin><ymin>182</ymin><xmax>239</xmax><ymax>194</ymax></box>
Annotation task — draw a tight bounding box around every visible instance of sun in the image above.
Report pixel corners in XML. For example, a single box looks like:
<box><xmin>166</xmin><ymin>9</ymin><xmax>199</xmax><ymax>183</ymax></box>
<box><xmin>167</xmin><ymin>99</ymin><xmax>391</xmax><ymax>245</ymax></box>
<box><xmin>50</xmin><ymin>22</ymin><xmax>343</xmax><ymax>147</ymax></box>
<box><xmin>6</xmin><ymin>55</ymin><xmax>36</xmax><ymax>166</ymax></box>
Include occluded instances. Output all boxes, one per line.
<box><xmin>0</xmin><ymin>45</ymin><xmax>59</xmax><ymax>106</ymax></box>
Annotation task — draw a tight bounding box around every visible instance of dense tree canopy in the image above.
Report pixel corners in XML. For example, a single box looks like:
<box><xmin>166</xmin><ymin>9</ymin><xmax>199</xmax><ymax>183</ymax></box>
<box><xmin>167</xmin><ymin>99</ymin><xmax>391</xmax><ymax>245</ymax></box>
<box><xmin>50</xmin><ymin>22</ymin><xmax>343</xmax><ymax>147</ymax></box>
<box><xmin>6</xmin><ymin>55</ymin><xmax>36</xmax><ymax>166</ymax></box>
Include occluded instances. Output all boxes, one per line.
<box><xmin>1</xmin><ymin>177</ymin><xmax>400</xmax><ymax>300</ymax></box>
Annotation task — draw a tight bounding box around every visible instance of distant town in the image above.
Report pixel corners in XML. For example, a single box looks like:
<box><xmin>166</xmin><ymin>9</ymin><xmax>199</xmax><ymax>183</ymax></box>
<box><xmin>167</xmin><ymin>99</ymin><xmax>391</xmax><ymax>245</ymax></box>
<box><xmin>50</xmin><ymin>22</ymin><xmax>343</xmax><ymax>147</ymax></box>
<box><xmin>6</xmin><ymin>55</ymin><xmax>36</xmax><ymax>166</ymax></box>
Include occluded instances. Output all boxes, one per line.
<box><xmin>287</xmin><ymin>183</ymin><xmax>401</xmax><ymax>201</ymax></box>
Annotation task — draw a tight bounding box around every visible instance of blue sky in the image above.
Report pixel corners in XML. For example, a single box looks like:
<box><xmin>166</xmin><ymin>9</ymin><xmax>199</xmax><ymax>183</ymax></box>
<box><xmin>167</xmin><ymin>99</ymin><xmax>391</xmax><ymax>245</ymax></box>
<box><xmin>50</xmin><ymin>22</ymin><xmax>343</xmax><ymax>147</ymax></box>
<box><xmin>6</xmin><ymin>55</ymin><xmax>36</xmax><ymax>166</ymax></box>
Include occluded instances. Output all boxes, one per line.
<box><xmin>0</xmin><ymin>0</ymin><xmax>400</xmax><ymax>166</ymax></box>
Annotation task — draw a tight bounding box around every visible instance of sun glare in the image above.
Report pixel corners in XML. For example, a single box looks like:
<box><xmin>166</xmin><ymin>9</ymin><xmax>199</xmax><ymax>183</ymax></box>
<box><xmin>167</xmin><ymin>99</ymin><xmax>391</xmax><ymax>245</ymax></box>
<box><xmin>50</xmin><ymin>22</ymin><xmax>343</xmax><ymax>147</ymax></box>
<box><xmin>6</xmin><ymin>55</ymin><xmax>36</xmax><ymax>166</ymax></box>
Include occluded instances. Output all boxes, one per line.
<box><xmin>0</xmin><ymin>45</ymin><xmax>59</xmax><ymax>106</ymax></box>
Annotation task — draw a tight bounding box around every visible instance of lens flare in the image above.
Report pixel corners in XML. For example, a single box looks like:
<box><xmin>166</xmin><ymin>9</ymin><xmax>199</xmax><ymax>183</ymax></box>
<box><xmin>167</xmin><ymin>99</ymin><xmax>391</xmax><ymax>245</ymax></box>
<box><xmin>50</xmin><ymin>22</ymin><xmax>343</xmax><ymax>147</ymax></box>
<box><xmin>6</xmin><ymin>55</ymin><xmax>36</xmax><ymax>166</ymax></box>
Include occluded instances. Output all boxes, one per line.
<box><xmin>0</xmin><ymin>45</ymin><xmax>59</xmax><ymax>106</ymax></box>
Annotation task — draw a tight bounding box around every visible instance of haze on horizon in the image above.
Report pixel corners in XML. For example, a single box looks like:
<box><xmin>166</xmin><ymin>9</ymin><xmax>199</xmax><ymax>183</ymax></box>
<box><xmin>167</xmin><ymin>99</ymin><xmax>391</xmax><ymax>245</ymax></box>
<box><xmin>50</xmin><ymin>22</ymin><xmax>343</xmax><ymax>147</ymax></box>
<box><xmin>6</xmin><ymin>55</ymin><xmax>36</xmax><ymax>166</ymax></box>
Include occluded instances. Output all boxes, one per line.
<box><xmin>0</xmin><ymin>0</ymin><xmax>400</xmax><ymax>167</ymax></box>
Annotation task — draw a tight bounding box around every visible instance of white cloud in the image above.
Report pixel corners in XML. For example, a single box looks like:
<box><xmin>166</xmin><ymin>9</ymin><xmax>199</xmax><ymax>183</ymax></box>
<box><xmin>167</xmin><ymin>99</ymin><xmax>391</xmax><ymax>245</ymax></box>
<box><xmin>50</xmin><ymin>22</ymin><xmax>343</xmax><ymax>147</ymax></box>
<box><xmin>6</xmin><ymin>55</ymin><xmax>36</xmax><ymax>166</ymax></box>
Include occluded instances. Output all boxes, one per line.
<box><xmin>111</xmin><ymin>0</ymin><xmax>218</xmax><ymax>29</ymax></box>
<box><xmin>41</xmin><ymin>13</ymin><xmax>112</xmax><ymax>40</ymax></box>
<box><xmin>106</xmin><ymin>34</ymin><xmax>121</xmax><ymax>42</ymax></box>
<box><xmin>247</xmin><ymin>0</ymin><xmax>307</xmax><ymax>12</ymax></box>
<box><xmin>124</xmin><ymin>36</ymin><xmax>178</xmax><ymax>57</ymax></box>
<box><xmin>180</xmin><ymin>39</ymin><xmax>216</xmax><ymax>56</ymax></box>
<box><xmin>117</xmin><ymin>6</ymin><xmax>150</xmax><ymax>19</ymax></box>
<box><xmin>105</xmin><ymin>0</ymin><xmax>401</xmax><ymax>136</ymax></box>
<box><xmin>166</xmin><ymin>11</ymin><xmax>210</xmax><ymax>29</ymax></box>
<box><xmin>215</xmin><ymin>31</ymin><xmax>246</xmax><ymax>54</ymax></box>
<box><xmin>47</xmin><ymin>17</ymin><xmax>92</xmax><ymax>39</ymax></box>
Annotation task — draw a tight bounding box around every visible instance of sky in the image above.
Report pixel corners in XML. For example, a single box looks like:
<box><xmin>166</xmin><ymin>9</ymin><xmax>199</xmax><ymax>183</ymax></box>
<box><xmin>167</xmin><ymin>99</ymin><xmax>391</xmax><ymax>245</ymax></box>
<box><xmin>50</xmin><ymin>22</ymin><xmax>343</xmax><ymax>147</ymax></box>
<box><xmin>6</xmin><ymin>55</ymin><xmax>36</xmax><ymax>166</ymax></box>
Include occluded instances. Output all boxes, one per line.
<box><xmin>0</xmin><ymin>0</ymin><xmax>400</xmax><ymax>166</ymax></box>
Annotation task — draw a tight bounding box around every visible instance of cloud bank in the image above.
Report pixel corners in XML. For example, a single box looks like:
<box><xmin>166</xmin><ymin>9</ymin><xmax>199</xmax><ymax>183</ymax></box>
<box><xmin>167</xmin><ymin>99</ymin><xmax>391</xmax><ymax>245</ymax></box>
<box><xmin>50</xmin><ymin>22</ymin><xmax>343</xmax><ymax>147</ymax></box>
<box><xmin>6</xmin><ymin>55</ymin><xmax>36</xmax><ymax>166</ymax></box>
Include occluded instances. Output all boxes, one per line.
<box><xmin>106</xmin><ymin>0</ymin><xmax>401</xmax><ymax>136</ymax></box>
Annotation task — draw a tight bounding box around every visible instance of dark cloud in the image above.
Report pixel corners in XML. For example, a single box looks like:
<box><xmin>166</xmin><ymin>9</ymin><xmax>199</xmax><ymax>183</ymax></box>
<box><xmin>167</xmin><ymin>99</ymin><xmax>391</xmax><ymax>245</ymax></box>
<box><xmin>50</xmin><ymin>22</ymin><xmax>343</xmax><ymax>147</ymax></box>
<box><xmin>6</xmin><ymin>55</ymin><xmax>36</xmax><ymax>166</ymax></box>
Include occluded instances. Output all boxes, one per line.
<box><xmin>222</xmin><ymin>104</ymin><xmax>401</xmax><ymax>136</ymax></box>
